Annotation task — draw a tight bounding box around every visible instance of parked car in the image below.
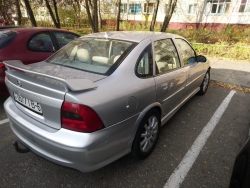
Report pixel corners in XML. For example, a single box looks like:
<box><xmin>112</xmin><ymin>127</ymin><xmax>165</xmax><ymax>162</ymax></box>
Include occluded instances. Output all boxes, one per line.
<box><xmin>0</xmin><ymin>27</ymin><xmax>80</xmax><ymax>96</ymax></box>
<box><xmin>4</xmin><ymin>31</ymin><xmax>210</xmax><ymax>172</ymax></box>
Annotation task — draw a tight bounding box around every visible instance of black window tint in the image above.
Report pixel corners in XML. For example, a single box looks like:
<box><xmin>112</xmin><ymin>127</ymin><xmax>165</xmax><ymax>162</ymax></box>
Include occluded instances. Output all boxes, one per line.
<box><xmin>175</xmin><ymin>39</ymin><xmax>196</xmax><ymax>65</ymax></box>
<box><xmin>0</xmin><ymin>30</ymin><xmax>17</xmax><ymax>49</ymax></box>
<box><xmin>27</xmin><ymin>32</ymin><xmax>55</xmax><ymax>52</ymax></box>
<box><xmin>154</xmin><ymin>39</ymin><xmax>181</xmax><ymax>74</ymax></box>
<box><xmin>136</xmin><ymin>44</ymin><xmax>153</xmax><ymax>78</ymax></box>
<box><xmin>54</xmin><ymin>32</ymin><xmax>79</xmax><ymax>48</ymax></box>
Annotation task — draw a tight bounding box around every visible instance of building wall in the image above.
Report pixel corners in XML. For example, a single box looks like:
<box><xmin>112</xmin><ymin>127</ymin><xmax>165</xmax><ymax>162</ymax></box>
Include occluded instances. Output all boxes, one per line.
<box><xmin>112</xmin><ymin>0</ymin><xmax>250</xmax><ymax>30</ymax></box>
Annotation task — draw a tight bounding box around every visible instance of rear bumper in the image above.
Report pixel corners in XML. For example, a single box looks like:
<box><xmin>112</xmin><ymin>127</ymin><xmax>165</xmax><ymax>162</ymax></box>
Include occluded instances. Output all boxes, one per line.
<box><xmin>4</xmin><ymin>97</ymin><xmax>137</xmax><ymax>172</ymax></box>
<box><xmin>0</xmin><ymin>76</ymin><xmax>8</xmax><ymax>96</ymax></box>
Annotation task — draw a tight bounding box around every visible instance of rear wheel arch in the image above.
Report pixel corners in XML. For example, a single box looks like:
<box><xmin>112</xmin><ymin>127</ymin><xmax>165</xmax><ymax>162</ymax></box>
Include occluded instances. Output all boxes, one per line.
<box><xmin>129</xmin><ymin>103</ymin><xmax>162</xmax><ymax>147</ymax></box>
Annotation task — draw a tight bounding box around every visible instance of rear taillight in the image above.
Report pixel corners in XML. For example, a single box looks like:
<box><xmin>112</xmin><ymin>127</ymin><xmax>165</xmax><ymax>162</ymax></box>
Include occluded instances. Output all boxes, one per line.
<box><xmin>0</xmin><ymin>62</ymin><xmax>4</xmax><ymax>68</ymax></box>
<box><xmin>61</xmin><ymin>102</ymin><xmax>105</xmax><ymax>133</ymax></box>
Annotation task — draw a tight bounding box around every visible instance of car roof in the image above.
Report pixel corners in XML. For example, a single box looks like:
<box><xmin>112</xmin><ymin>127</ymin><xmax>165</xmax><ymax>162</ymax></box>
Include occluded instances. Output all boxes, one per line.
<box><xmin>0</xmin><ymin>27</ymin><xmax>77</xmax><ymax>34</ymax></box>
<box><xmin>83</xmin><ymin>31</ymin><xmax>182</xmax><ymax>43</ymax></box>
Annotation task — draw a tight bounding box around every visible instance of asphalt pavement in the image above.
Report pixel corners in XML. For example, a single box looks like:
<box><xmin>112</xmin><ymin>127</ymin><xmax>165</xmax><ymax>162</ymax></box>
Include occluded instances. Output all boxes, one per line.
<box><xmin>0</xmin><ymin>58</ymin><xmax>250</xmax><ymax>187</ymax></box>
<box><xmin>209</xmin><ymin>57</ymin><xmax>250</xmax><ymax>89</ymax></box>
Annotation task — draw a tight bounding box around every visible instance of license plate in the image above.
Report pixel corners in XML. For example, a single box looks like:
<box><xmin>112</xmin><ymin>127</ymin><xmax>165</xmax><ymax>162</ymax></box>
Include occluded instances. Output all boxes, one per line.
<box><xmin>14</xmin><ymin>92</ymin><xmax>43</xmax><ymax>114</ymax></box>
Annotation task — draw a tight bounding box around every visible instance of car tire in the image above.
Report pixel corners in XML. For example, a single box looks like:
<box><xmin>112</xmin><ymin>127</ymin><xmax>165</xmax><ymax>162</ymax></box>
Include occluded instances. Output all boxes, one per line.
<box><xmin>131</xmin><ymin>109</ymin><xmax>161</xmax><ymax>159</ymax></box>
<box><xmin>198</xmin><ymin>70</ymin><xmax>210</xmax><ymax>95</ymax></box>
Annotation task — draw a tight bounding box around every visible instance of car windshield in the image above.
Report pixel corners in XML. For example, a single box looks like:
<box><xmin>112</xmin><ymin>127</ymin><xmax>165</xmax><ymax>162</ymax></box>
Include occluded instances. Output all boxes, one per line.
<box><xmin>0</xmin><ymin>30</ymin><xmax>18</xmax><ymax>50</ymax></box>
<box><xmin>47</xmin><ymin>37</ymin><xmax>136</xmax><ymax>75</ymax></box>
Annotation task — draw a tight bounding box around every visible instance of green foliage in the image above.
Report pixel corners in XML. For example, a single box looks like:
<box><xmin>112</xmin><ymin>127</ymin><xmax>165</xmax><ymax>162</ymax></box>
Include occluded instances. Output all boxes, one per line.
<box><xmin>192</xmin><ymin>42</ymin><xmax>250</xmax><ymax>61</ymax></box>
<box><xmin>167</xmin><ymin>25</ymin><xmax>250</xmax><ymax>61</ymax></box>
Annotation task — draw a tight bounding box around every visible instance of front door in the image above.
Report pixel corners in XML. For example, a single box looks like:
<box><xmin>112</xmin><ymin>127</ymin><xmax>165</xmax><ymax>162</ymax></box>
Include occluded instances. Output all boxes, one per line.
<box><xmin>175</xmin><ymin>38</ymin><xmax>205</xmax><ymax>97</ymax></box>
<box><xmin>154</xmin><ymin>38</ymin><xmax>186</xmax><ymax>118</ymax></box>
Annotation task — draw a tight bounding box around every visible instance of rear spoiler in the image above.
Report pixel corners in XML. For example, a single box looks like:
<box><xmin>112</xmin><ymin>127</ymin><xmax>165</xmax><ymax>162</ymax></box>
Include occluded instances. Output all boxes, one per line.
<box><xmin>3</xmin><ymin>60</ymin><xmax>98</xmax><ymax>92</ymax></box>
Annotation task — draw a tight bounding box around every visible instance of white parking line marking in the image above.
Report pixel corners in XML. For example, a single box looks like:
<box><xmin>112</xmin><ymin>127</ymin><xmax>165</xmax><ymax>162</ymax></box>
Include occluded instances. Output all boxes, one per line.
<box><xmin>164</xmin><ymin>90</ymin><xmax>236</xmax><ymax>188</ymax></box>
<box><xmin>0</xmin><ymin>118</ymin><xmax>9</xmax><ymax>125</ymax></box>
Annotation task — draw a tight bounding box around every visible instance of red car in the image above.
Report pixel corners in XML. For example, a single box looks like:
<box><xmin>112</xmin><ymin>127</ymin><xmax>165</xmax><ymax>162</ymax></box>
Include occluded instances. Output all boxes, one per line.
<box><xmin>0</xmin><ymin>27</ymin><xmax>79</xmax><ymax>96</ymax></box>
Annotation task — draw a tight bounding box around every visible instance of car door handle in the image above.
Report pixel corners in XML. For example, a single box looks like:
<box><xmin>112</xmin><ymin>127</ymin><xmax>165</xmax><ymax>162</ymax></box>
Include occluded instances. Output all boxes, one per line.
<box><xmin>161</xmin><ymin>84</ymin><xmax>168</xmax><ymax>90</ymax></box>
<box><xmin>188</xmin><ymin>74</ymin><xmax>192</xmax><ymax>78</ymax></box>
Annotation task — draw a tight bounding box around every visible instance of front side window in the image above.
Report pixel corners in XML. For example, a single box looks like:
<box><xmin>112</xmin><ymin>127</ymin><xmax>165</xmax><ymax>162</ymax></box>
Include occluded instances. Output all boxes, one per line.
<box><xmin>207</xmin><ymin>0</ymin><xmax>231</xmax><ymax>14</ymax></box>
<box><xmin>188</xmin><ymin>3</ymin><xmax>197</xmax><ymax>14</ymax></box>
<box><xmin>129</xmin><ymin>3</ymin><xmax>142</xmax><ymax>14</ymax></box>
<box><xmin>27</xmin><ymin>32</ymin><xmax>55</xmax><ymax>52</ymax></box>
<box><xmin>47</xmin><ymin>38</ymin><xmax>136</xmax><ymax>75</ymax></box>
<box><xmin>154</xmin><ymin>39</ymin><xmax>181</xmax><ymax>74</ymax></box>
<box><xmin>239</xmin><ymin>0</ymin><xmax>250</xmax><ymax>12</ymax></box>
<box><xmin>175</xmin><ymin>39</ymin><xmax>196</xmax><ymax>65</ymax></box>
<box><xmin>54</xmin><ymin>32</ymin><xmax>79</xmax><ymax>48</ymax></box>
<box><xmin>136</xmin><ymin>45</ymin><xmax>153</xmax><ymax>78</ymax></box>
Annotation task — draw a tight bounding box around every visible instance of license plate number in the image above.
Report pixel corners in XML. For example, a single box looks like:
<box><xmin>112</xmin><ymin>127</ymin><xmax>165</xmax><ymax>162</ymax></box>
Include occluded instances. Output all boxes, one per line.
<box><xmin>14</xmin><ymin>92</ymin><xmax>43</xmax><ymax>114</ymax></box>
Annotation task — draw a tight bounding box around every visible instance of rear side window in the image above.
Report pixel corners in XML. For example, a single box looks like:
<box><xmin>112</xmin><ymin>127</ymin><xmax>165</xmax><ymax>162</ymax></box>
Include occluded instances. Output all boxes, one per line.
<box><xmin>135</xmin><ymin>44</ymin><xmax>153</xmax><ymax>78</ymax></box>
<box><xmin>27</xmin><ymin>32</ymin><xmax>55</xmax><ymax>52</ymax></box>
<box><xmin>54</xmin><ymin>32</ymin><xmax>79</xmax><ymax>48</ymax></box>
<box><xmin>0</xmin><ymin>30</ymin><xmax>18</xmax><ymax>49</ymax></box>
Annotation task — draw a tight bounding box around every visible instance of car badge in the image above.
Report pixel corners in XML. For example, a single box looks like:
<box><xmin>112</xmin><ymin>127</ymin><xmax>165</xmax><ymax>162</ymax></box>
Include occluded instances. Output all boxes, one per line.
<box><xmin>16</xmin><ymin>79</ymin><xmax>22</xmax><ymax>87</ymax></box>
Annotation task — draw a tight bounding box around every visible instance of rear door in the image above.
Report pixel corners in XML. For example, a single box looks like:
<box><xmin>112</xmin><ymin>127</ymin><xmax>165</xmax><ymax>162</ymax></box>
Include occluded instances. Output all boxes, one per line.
<box><xmin>153</xmin><ymin>38</ymin><xmax>186</xmax><ymax>118</ymax></box>
<box><xmin>175</xmin><ymin>38</ymin><xmax>205</xmax><ymax>97</ymax></box>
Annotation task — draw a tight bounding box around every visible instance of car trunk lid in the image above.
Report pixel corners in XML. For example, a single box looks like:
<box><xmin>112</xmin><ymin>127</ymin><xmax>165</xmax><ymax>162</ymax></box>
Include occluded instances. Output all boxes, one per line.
<box><xmin>4</xmin><ymin>60</ymin><xmax>106</xmax><ymax>130</ymax></box>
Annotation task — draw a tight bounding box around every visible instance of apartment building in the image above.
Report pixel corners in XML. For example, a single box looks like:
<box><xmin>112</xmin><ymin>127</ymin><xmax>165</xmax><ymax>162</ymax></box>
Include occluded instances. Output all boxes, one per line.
<box><xmin>106</xmin><ymin>0</ymin><xmax>250</xmax><ymax>29</ymax></box>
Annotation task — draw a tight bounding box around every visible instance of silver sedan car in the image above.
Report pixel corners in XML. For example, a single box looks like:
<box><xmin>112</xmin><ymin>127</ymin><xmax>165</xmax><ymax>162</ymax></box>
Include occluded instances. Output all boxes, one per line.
<box><xmin>4</xmin><ymin>31</ymin><xmax>210</xmax><ymax>172</ymax></box>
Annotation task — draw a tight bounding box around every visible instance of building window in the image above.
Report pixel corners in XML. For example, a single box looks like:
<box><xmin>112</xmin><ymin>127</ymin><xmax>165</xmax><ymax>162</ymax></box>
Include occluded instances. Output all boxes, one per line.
<box><xmin>239</xmin><ymin>0</ymin><xmax>250</xmax><ymax>12</ymax></box>
<box><xmin>143</xmin><ymin>3</ymin><xmax>154</xmax><ymax>14</ymax></box>
<box><xmin>129</xmin><ymin>3</ymin><xmax>142</xmax><ymax>14</ymax></box>
<box><xmin>188</xmin><ymin>3</ymin><xmax>197</xmax><ymax>14</ymax></box>
<box><xmin>207</xmin><ymin>0</ymin><xmax>231</xmax><ymax>14</ymax></box>
<box><xmin>120</xmin><ymin>3</ymin><xmax>127</xmax><ymax>13</ymax></box>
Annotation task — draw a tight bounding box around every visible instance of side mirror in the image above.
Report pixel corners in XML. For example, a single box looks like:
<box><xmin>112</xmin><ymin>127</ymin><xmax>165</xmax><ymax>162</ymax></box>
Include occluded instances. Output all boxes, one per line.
<box><xmin>196</xmin><ymin>55</ymin><xmax>207</xmax><ymax>63</ymax></box>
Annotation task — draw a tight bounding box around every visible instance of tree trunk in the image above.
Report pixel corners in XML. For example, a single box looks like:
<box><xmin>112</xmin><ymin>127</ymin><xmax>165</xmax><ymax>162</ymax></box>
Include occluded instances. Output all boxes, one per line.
<box><xmin>161</xmin><ymin>0</ymin><xmax>177</xmax><ymax>32</ymax></box>
<box><xmin>93</xmin><ymin>0</ymin><xmax>98</xmax><ymax>32</ymax></box>
<box><xmin>85</xmin><ymin>0</ymin><xmax>95</xmax><ymax>32</ymax></box>
<box><xmin>150</xmin><ymin>0</ymin><xmax>159</xmax><ymax>31</ymax></box>
<box><xmin>85</xmin><ymin>0</ymin><xmax>98</xmax><ymax>33</ymax></box>
<box><xmin>15</xmin><ymin>0</ymin><xmax>22</xmax><ymax>25</ymax></box>
<box><xmin>98</xmin><ymin>0</ymin><xmax>102</xmax><ymax>29</ymax></box>
<box><xmin>52</xmin><ymin>0</ymin><xmax>60</xmax><ymax>28</ymax></box>
<box><xmin>23</xmin><ymin>0</ymin><xmax>37</xmax><ymax>27</ymax></box>
<box><xmin>116</xmin><ymin>0</ymin><xmax>121</xmax><ymax>31</ymax></box>
<box><xmin>44</xmin><ymin>0</ymin><xmax>60</xmax><ymax>28</ymax></box>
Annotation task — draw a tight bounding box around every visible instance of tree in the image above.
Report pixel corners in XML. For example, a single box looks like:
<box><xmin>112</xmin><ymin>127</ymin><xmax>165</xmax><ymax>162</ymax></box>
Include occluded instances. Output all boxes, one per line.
<box><xmin>150</xmin><ymin>0</ymin><xmax>159</xmax><ymax>31</ymax></box>
<box><xmin>0</xmin><ymin>0</ymin><xmax>15</xmax><ymax>22</ymax></box>
<box><xmin>116</xmin><ymin>0</ymin><xmax>121</xmax><ymax>31</ymax></box>
<box><xmin>161</xmin><ymin>0</ymin><xmax>178</xmax><ymax>32</ymax></box>
<box><xmin>15</xmin><ymin>0</ymin><xmax>22</xmax><ymax>25</ymax></box>
<box><xmin>85</xmin><ymin>0</ymin><xmax>98</xmax><ymax>33</ymax></box>
<box><xmin>23</xmin><ymin>0</ymin><xmax>37</xmax><ymax>26</ymax></box>
<box><xmin>44</xmin><ymin>0</ymin><xmax>61</xmax><ymax>28</ymax></box>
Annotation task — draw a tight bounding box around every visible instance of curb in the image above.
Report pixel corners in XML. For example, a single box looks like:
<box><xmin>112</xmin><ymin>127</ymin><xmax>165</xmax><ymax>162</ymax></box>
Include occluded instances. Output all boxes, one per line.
<box><xmin>210</xmin><ymin>79</ymin><xmax>250</xmax><ymax>90</ymax></box>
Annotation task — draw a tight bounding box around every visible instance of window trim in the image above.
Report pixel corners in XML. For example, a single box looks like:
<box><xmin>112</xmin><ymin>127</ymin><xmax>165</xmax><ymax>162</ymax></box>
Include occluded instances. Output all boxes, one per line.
<box><xmin>135</xmin><ymin>44</ymin><xmax>153</xmax><ymax>79</ymax></box>
<box><xmin>128</xmin><ymin>3</ymin><xmax>142</xmax><ymax>15</ymax></box>
<box><xmin>175</xmin><ymin>38</ymin><xmax>197</xmax><ymax>67</ymax></box>
<box><xmin>26</xmin><ymin>31</ymin><xmax>56</xmax><ymax>53</ymax></box>
<box><xmin>153</xmin><ymin>38</ymin><xmax>182</xmax><ymax>76</ymax></box>
<box><xmin>207</xmin><ymin>0</ymin><xmax>231</xmax><ymax>14</ymax></box>
<box><xmin>188</xmin><ymin>3</ymin><xmax>198</xmax><ymax>15</ymax></box>
<box><xmin>239</xmin><ymin>0</ymin><xmax>250</xmax><ymax>13</ymax></box>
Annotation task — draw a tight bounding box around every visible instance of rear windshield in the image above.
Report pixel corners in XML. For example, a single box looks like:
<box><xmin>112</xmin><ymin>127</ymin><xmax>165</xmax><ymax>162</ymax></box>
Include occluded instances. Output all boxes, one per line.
<box><xmin>0</xmin><ymin>30</ymin><xmax>18</xmax><ymax>49</ymax></box>
<box><xmin>47</xmin><ymin>37</ymin><xmax>137</xmax><ymax>75</ymax></box>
